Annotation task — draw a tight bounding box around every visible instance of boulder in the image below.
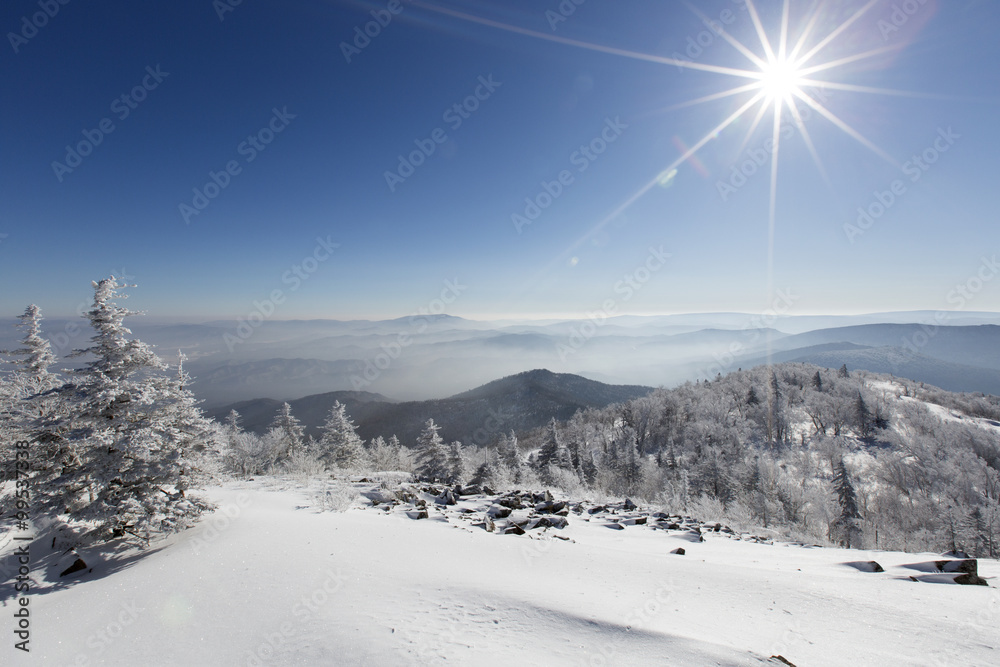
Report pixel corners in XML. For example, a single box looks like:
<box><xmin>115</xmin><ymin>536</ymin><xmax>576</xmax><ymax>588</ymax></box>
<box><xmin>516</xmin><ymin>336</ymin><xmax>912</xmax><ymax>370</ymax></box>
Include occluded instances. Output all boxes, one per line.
<box><xmin>606</xmin><ymin>522</ymin><xmax>625</xmax><ymax>530</ymax></box>
<box><xmin>670</xmin><ymin>547</ymin><xmax>685</xmax><ymax>555</ymax></box>
<box><xmin>484</xmin><ymin>514</ymin><xmax>496</xmax><ymax>533</ymax></box>
<box><xmin>936</xmin><ymin>559</ymin><xmax>988</xmax><ymax>585</ymax></box>
<box><xmin>505</xmin><ymin>524</ymin><xmax>526</xmax><ymax>536</ymax></box>
<box><xmin>487</xmin><ymin>504</ymin><xmax>512</xmax><ymax>518</ymax></box>
<box><xmin>623</xmin><ymin>498</ymin><xmax>638</xmax><ymax>511</ymax></box>
<box><xmin>846</xmin><ymin>561</ymin><xmax>884</xmax><ymax>573</ymax></box>
<box><xmin>435</xmin><ymin>489</ymin><xmax>457</xmax><ymax>506</ymax></box>
<box><xmin>406</xmin><ymin>509</ymin><xmax>428</xmax><ymax>520</ymax></box>
<box><xmin>59</xmin><ymin>554</ymin><xmax>88</xmax><ymax>578</ymax></box>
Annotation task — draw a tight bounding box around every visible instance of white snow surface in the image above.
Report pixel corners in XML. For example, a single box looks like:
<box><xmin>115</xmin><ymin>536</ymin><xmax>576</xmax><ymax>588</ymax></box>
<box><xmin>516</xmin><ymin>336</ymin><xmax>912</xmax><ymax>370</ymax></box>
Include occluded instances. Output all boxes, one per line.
<box><xmin>4</xmin><ymin>478</ymin><xmax>999</xmax><ymax>667</ymax></box>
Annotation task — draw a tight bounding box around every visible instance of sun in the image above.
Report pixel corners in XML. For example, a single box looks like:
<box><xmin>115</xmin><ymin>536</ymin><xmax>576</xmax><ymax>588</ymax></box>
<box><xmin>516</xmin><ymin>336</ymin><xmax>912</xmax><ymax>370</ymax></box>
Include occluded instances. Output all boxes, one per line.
<box><xmin>757</xmin><ymin>57</ymin><xmax>805</xmax><ymax>102</ymax></box>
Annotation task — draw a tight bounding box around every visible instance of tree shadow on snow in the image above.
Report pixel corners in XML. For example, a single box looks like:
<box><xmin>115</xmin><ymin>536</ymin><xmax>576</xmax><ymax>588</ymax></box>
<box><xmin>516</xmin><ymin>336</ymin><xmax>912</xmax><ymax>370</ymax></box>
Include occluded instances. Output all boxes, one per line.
<box><xmin>0</xmin><ymin>529</ymin><xmax>166</xmax><ymax>602</ymax></box>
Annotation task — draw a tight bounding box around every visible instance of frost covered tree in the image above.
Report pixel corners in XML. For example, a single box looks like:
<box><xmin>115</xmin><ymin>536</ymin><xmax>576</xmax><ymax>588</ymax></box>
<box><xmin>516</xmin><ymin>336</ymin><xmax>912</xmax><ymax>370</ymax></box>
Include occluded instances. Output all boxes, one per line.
<box><xmin>150</xmin><ymin>351</ymin><xmax>222</xmax><ymax>482</ymax></box>
<box><xmin>415</xmin><ymin>418</ymin><xmax>448</xmax><ymax>482</ymax></box>
<box><xmin>367</xmin><ymin>435</ymin><xmax>408</xmax><ymax>472</ymax></box>
<box><xmin>40</xmin><ymin>277</ymin><xmax>214</xmax><ymax>543</ymax></box>
<box><xmin>832</xmin><ymin>458</ymin><xmax>862</xmax><ymax>548</ymax></box>
<box><xmin>1</xmin><ymin>305</ymin><xmax>63</xmax><ymax>476</ymax></box>
<box><xmin>445</xmin><ymin>441</ymin><xmax>468</xmax><ymax>485</ymax></box>
<box><xmin>470</xmin><ymin>446</ymin><xmax>506</xmax><ymax>489</ymax></box>
<box><xmin>9</xmin><ymin>305</ymin><xmax>60</xmax><ymax>395</ymax></box>
<box><xmin>270</xmin><ymin>402</ymin><xmax>305</xmax><ymax>460</ymax></box>
<box><xmin>318</xmin><ymin>401</ymin><xmax>366</xmax><ymax>470</ymax></box>
<box><xmin>498</xmin><ymin>430</ymin><xmax>523</xmax><ymax>483</ymax></box>
<box><xmin>535</xmin><ymin>418</ymin><xmax>568</xmax><ymax>483</ymax></box>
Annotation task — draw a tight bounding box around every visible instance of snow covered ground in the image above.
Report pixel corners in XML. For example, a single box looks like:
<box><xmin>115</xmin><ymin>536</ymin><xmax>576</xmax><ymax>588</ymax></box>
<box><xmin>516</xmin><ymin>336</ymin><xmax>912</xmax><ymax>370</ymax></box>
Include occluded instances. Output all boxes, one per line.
<box><xmin>4</xmin><ymin>479</ymin><xmax>999</xmax><ymax>666</ymax></box>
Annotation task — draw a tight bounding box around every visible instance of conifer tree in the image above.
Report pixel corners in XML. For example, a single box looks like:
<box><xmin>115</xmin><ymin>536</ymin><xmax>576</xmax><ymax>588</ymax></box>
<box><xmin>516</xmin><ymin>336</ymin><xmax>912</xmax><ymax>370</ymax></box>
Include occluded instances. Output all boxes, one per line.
<box><xmin>536</xmin><ymin>418</ymin><xmax>566</xmax><ymax>483</ymax></box>
<box><xmin>415</xmin><ymin>418</ymin><xmax>448</xmax><ymax>482</ymax></box>
<box><xmin>445</xmin><ymin>441</ymin><xmax>468</xmax><ymax>485</ymax></box>
<box><xmin>45</xmin><ymin>277</ymin><xmax>213</xmax><ymax>543</ymax></box>
<box><xmin>832</xmin><ymin>458</ymin><xmax>862</xmax><ymax>548</ymax></box>
<box><xmin>271</xmin><ymin>402</ymin><xmax>305</xmax><ymax>460</ymax></box>
<box><xmin>318</xmin><ymin>401</ymin><xmax>365</xmax><ymax>470</ymax></box>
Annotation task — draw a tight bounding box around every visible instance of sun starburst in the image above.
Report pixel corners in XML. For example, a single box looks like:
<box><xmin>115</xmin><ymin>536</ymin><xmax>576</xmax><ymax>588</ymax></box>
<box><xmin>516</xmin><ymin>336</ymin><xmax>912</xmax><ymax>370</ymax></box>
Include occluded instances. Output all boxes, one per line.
<box><xmin>407</xmin><ymin>0</ymin><xmax>938</xmax><ymax>300</ymax></box>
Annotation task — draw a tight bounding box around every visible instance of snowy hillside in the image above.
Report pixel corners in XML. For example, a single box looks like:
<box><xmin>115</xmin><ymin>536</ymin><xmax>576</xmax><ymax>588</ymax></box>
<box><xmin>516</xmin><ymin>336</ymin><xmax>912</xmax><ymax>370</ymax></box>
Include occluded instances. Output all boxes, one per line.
<box><xmin>4</xmin><ymin>478</ymin><xmax>997</xmax><ymax>666</ymax></box>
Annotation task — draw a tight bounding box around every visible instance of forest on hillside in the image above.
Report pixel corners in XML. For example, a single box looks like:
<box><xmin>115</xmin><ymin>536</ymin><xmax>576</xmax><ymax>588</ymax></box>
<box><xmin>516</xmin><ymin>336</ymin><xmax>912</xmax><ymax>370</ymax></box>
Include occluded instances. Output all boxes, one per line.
<box><xmin>3</xmin><ymin>279</ymin><xmax>999</xmax><ymax>558</ymax></box>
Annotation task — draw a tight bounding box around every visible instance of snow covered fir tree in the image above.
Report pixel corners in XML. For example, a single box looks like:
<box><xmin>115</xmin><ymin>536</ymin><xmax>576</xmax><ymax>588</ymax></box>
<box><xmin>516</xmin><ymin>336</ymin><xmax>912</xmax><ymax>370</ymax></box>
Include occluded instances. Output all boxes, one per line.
<box><xmin>1</xmin><ymin>278</ymin><xmax>220</xmax><ymax>544</ymax></box>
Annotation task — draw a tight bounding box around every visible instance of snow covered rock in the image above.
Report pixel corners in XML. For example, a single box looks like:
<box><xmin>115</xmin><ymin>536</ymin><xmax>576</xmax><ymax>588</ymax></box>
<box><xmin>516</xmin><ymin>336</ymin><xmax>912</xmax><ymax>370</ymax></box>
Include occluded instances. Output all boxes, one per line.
<box><xmin>56</xmin><ymin>551</ymin><xmax>89</xmax><ymax>578</ymax></box>
<box><xmin>845</xmin><ymin>561</ymin><xmax>885</xmax><ymax>573</ymax></box>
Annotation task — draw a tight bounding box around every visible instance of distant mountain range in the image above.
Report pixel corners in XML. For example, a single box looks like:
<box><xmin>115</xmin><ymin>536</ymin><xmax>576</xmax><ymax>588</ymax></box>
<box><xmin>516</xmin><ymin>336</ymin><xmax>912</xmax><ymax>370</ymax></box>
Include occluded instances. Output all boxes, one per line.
<box><xmin>205</xmin><ymin>369</ymin><xmax>653</xmax><ymax>446</ymax></box>
<box><xmin>5</xmin><ymin>312</ymin><xmax>1000</xmax><ymax>405</ymax></box>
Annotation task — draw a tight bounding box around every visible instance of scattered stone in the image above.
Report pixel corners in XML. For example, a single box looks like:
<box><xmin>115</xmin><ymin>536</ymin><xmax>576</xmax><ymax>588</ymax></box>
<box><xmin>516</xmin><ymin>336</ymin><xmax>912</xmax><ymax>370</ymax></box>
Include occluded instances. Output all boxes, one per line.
<box><xmin>487</xmin><ymin>504</ymin><xmax>512</xmax><ymax>518</ymax></box>
<box><xmin>623</xmin><ymin>498</ymin><xmax>637</xmax><ymax>511</ymax></box>
<box><xmin>406</xmin><ymin>510</ymin><xmax>428</xmax><ymax>520</ymax></box>
<box><xmin>936</xmin><ymin>559</ymin><xmax>988</xmax><ymax>585</ymax></box>
<box><xmin>435</xmin><ymin>489</ymin><xmax>457</xmax><ymax>506</ymax></box>
<box><xmin>505</xmin><ymin>524</ymin><xmax>526</xmax><ymax>536</ymax></box>
<box><xmin>484</xmin><ymin>514</ymin><xmax>496</xmax><ymax>533</ymax></box>
<box><xmin>606</xmin><ymin>522</ymin><xmax>625</xmax><ymax>530</ymax></box>
<box><xmin>846</xmin><ymin>561</ymin><xmax>884</xmax><ymax>573</ymax></box>
<box><xmin>588</xmin><ymin>505</ymin><xmax>607</xmax><ymax>515</ymax></box>
<box><xmin>769</xmin><ymin>656</ymin><xmax>796</xmax><ymax>666</ymax></box>
<box><xmin>59</xmin><ymin>555</ymin><xmax>88</xmax><ymax>578</ymax></box>
<box><xmin>670</xmin><ymin>547</ymin><xmax>685</xmax><ymax>555</ymax></box>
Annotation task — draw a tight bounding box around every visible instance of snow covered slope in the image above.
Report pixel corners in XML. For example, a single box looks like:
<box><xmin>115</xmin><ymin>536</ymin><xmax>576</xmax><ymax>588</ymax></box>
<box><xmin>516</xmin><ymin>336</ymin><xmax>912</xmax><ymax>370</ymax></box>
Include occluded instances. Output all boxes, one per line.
<box><xmin>4</xmin><ymin>480</ymin><xmax>998</xmax><ymax>666</ymax></box>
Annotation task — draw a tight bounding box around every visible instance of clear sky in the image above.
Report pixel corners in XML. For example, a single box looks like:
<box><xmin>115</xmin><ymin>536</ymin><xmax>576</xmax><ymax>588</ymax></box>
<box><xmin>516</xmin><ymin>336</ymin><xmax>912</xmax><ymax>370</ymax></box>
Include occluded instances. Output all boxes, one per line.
<box><xmin>2</xmin><ymin>0</ymin><xmax>998</xmax><ymax>321</ymax></box>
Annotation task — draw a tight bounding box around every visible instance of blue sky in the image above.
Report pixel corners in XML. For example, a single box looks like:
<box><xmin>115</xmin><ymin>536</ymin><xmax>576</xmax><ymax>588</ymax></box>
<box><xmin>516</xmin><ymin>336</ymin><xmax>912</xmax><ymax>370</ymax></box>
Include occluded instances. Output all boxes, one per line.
<box><xmin>2</xmin><ymin>0</ymin><xmax>998</xmax><ymax>321</ymax></box>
